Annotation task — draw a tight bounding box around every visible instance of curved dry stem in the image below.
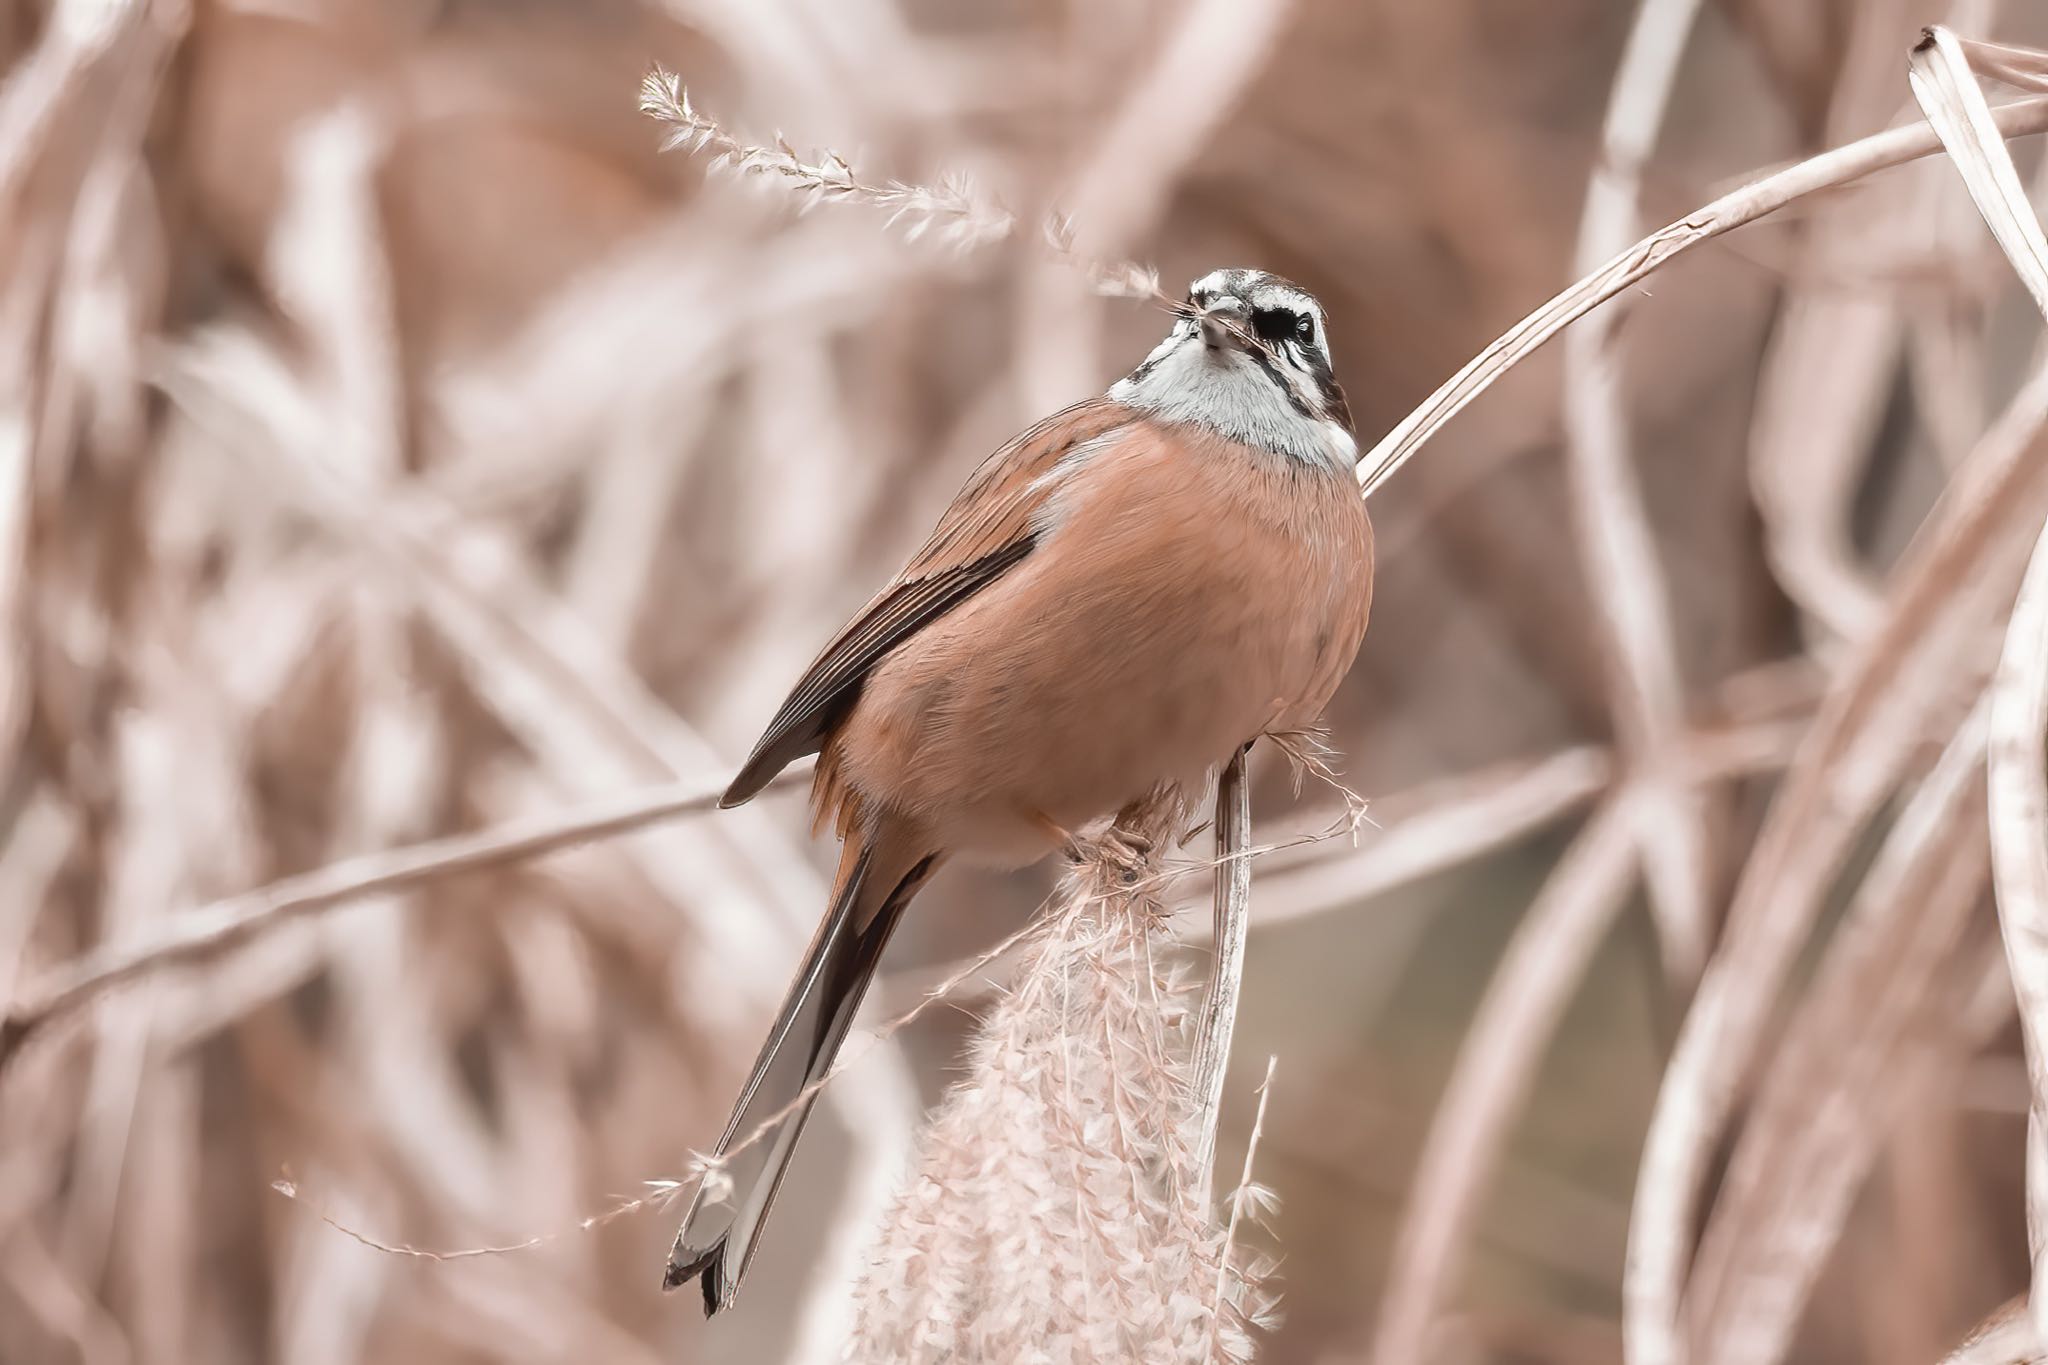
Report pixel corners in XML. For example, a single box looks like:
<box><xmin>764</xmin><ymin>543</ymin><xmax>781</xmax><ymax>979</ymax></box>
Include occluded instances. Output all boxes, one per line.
<box><xmin>273</xmin><ymin>896</ymin><xmax>1052</xmax><ymax>1264</ymax></box>
<box><xmin>1742</xmin><ymin>0</ymin><xmax>1952</xmax><ymax>643</ymax></box>
<box><xmin>1626</xmin><ymin>359</ymin><xmax>2048</xmax><ymax>1365</ymax></box>
<box><xmin>1369</xmin><ymin>796</ymin><xmax>1640</xmax><ymax>1363</ymax></box>
<box><xmin>1941</xmin><ymin>1298</ymin><xmax>2044</xmax><ymax>1364</ymax></box>
<box><xmin>0</xmin><ymin>770</ymin><xmax>804</xmax><ymax>1075</ymax></box>
<box><xmin>1990</xmin><ymin>503</ymin><xmax>2048</xmax><ymax>1340</ymax></box>
<box><xmin>1911</xmin><ymin>28</ymin><xmax>2048</xmax><ymax>319</ymax></box>
<box><xmin>1560</xmin><ymin>0</ymin><xmax>1711</xmax><ymax>983</ymax></box>
<box><xmin>1915</xmin><ymin>23</ymin><xmax>2048</xmax><ymax>1348</ymax></box>
<box><xmin>1192</xmin><ymin>747</ymin><xmax>1253</xmax><ymax>1195</ymax></box>
<box><xmin>1208</xmin><ymin>1055</ymin><xmax>1279</xmax><ymax>1364</ymax></box>
<box><xmin>1355</xmin><ymin>95</ymin><xmax>2048</xmax><ymax>500</ymax></box>
<box><xmin>1688</xmin><ymin>704</ymin><xmax>1992</xmax><ymax>1365</ymax></box>
<box><xmin>1015</xmin><ymin>0</ymin><xmax>1292</xmax><ymax>404</ymax></box>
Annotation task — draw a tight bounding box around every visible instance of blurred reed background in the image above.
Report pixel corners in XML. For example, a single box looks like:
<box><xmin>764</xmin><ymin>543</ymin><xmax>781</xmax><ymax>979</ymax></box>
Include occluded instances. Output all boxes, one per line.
<box><xmin>9</xmin><ymin>0</ymin><xmax>2048</xmax><ymax>1361</ymax></box>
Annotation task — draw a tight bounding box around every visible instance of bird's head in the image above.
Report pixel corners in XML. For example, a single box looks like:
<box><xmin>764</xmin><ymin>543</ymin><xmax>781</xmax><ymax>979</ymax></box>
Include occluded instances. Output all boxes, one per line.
<box><xmin>1108</xmin><ymin>268</ymin><xmax>1354</xmax><ymax>469</ymax></box>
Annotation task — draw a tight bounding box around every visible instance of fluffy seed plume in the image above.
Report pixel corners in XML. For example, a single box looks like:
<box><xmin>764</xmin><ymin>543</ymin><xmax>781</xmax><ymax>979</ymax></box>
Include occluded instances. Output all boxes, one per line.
<box><xmin>844</xmin><ymin>804</ymin><xmax>1279</xmax><ymax>1364</ymax></box>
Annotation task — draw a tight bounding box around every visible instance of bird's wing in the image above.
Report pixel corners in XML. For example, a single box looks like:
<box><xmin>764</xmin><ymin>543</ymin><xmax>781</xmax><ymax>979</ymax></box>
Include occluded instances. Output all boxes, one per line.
<box><xmin>720</xmin><ymin>396</ymin><xmax>1136</xmax><ymax>805</ymax></box>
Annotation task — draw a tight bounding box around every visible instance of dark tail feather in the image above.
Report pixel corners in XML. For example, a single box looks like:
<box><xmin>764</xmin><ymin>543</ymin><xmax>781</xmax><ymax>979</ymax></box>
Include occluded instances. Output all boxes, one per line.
<box><xmin>664</xmin><ymin>837</ymin><xmax>934</xmax><ymax>1315</ymax></box>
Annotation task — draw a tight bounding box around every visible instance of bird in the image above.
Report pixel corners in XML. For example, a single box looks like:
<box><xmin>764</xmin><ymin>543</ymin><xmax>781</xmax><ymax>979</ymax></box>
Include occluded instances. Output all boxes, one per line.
<box><xmin>665</xmin><ymin>266</ymin><xmax>1374</xmax><ymax>1314</ymax></box>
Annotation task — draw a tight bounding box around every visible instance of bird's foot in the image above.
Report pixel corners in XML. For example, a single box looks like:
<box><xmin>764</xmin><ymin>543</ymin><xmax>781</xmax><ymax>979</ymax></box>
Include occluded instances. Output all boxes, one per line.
<box><xmin>1067</xmin><ymin>825</ymin><xmax>1156</xmax><ymax>883</ymax></box>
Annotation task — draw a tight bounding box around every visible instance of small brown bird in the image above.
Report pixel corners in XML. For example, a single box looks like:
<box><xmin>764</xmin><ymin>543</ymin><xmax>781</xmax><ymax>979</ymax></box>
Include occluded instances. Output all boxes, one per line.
<box><xmin>666</xmin><ymin>267</ymin><xmax>1373</xmax><ymax>1313</ymax></box>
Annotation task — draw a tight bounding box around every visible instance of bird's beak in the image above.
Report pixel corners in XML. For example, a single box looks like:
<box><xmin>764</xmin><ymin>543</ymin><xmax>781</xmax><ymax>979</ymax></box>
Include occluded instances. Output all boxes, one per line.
<box><xmin>1198</xmin><ymin>297</ymin><xmax>1251</xmax><ymax>351</ymax></box>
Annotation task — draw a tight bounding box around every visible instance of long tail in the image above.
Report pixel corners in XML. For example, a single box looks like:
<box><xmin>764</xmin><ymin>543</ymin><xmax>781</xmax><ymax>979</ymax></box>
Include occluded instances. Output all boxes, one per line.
<box><xmin>664</xmin><ymin>830</ymin><xmax>935</xmax><ymax>1315</ymax></box>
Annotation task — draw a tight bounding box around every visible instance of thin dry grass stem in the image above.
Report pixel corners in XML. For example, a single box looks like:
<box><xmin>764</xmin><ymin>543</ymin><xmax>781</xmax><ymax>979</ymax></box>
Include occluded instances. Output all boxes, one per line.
<box><xmin>1744</xmin><ymin>0</ymin><xmax>1951</xmax><ymax>642</ymax></box>
<box><xmin>264</xmin><ymin>802</ymin><xmax>1332</xmax><ymax>1271</ymax></box>
<box><xmin>1561</xmin><ymin>0</ymin><xmax>1711</xmax><ymax>983</ymax></box>
<box><xmin>1263</xmin><ymin>726</ymin><xmax>1349</xmax><ymax>804</ymax></box>
<box><xmin>1242</xmin><ymin>746</ymin><xmax>1610</xmax><ymax>926</ymax></box>
<box><xmin>1943</xmin><ymin>1298</ymin><xmax>2047</xmax><ymax>1365</ymax></box>
<box><xmin>166</xmin><ymin>316</ymin><xmax>934</xmax><ymax>1244</ymax></box>
<box><xmin>1192</xmin><ymin>748</ymin><xmax>1253</xmax><ymax>1194</ymax></box>
<box><xmin>1961</xmin><ymin>37</ymin><xmax>2048</xmax><ymax>95</ymax></box>
<box><xmin>639</xmin><ymin>68</ymin><xmax>1171</xmax><ymax>313</ymax></box>
<box><xmin>892</xmin><ymin>696</ymin><xmax>1808</xmax><ymax>1016</ymax></box>
<box><xmin>1919</xmin><ymin>35</ymin><xmax>2048</xmax><ymax>1083</ymax></box>
<box><xmin>879</xmin><ymin>742</ymin><xmax>1609</xmax><ymax>1014</ymax></box>
<box><xmin>1207</xmin><ymin>1055</ymin><xmax>1280</xmax><ymax>1365</ymax></box>
<box><xmin>267</xmin><ymin>1171</ymin><xmax>676</xmax><ymax>1264</ymax></box>
<box><xmin>1910</xmin><ymin>29</ymin><xmax>2048</xmax><ymax>319</ymax></box>
<box><xmin>1627</xmin><ymin>354</ymin><xmax>2048</xmax><ymax>1365</ymax></box>
<box><xmin>272</xmin><ymin>896</ymin><xmax>1053</xmax><ymax>1263</ymax></box>
<box><xmin>1688</xmin><ymin>703</ymin><xmax>1993</xmax><ymax>1365</ymax></box>
<box><xmin>1370</xmin><ymin>796</ymin><xmax>1640</xmax><ymax>1365</ymax></box>
<box><xmin>844</xmin><ymin>825</ymin><xmax>1269</xmax><ymax>1364</ymax></box>
<box><xmin>1014</xmin><ymin>0</ymin><xmax>1287</xmax><ymax>402</ymax></box>
<box><xmin>1045</xmin><ymin>0</ymin><xmax>1292</xmax><ymax>263</ymax></box>
<box><xmin>637</xmin><ymin>68</ymin><xmax>1012</xmax><ymax>249</ymax></box>
<box><xmin>1255</xmin><ymin>680</ymin><xmax>1805</xmax><ymax>929</ymax></box>
<box><xmin>1990</xmin><ymin>496</ymin><xmax>2048</xmax><ymax>1342</ymax></box>
<box><xmin>877</xmin><ymin>721</ymin><xmax>1789</xmax><ymax>1060</ymax></box>
<box><xmin>1355</xmin><ymin>94</ymin><xmax>2048</xmax><ymax>500</ymax></box>
<box><xmin>0</xmin><ymin>768</ymin><xmax>806</xmax><ymax>1074</ymax></box>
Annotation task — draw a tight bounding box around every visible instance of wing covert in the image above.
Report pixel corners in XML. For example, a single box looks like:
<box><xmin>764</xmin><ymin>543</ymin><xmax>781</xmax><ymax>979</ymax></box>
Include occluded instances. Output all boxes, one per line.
<box><xmin>720</xmin><ymin>398</ymin><xmax>1135</xmax><ymax>807</ymax></box>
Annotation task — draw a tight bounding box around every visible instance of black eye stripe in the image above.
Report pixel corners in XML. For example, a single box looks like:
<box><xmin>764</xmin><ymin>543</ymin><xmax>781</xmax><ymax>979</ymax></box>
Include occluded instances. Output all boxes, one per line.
<box><xmin>1249</xmin><ymin>305</ymin><xmax>1323</xmax><ymax>351</ymax></box>
<box><xmin>1250</xmin><ymin>306</ymin><xmax>1300</xmax><ymax>344</ymax></box>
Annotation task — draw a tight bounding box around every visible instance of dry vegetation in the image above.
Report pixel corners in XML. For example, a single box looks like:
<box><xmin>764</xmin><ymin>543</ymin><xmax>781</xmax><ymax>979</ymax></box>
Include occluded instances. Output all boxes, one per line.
<box><xmin>14</xmin><ymin>1</ymin><xmax>2048</xmax><ymax>1362</ymax></box>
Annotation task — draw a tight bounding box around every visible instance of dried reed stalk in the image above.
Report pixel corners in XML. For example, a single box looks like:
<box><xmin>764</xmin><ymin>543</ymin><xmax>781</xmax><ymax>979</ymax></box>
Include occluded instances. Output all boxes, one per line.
<box><xmin>1559</xmin><ymin>0</ymin><xmax>1712</xmax><ymax>986</ymax></box>
<box><xmin>1943</xmin><ymin>1298</ymin><xmax>2046</xmax><ymax>1364</ymax></box>
<box><xmin>1369</xmin><ymin>796</ymin><xmax>1640</xmax><ymax>1363</ymax></box>
<box><xmin>1744</xmin><ymin>0</ymin><xmax>1954</xmax><ymax>642</ymax></box>
<box><xmin>1916</xmin><ymin>25</ymin><xmax>2048</xmax><ymax>1350</ymax></box>
<box><xmin>0</xmin><ymin>770</ymin><xmax>800</xmax><ymax>1072</ymax></box>
<box><xmin>1688</xmin><ymin>704</ymin><xmax>1993</xmax><ymax>1365</ymax></box>
<box><xmin>23</xmin><ymin>13</ymin><xmax>2048</xmax><ymax>1360</ymax></box>
<box><xmin>1192</xmin><ymin>747</ymin><xmax>1252</xmax><ymax>1190</ymax></box>
<box><xmin>843</xmin><ymin>810</ymin><xmax>1274</xmax><ymax>1365</ymax></box>
<box><xmin>1628</xmin><ymin>352</ymin><xmax>2048</xmax><ymax>1365</ymax></box>
<box><xmin>1992</xmin><ymin>488</ymin><xmax>2048</xmax><ymax>1348</ymax></box>
<box><xmin>1912</xmin><ymin>28</ymin><xmax>2048</xmax><ymax>318</ymax></box>
<box><xmin>1627</xmin><ymin>32</ymin><xmax>2048</xmax><ymax>1365</ymax></box>
<box><xmin>1354</xmin><ymin>93</ymin><xmax>2048</xmax><ymax>499</ymax></box>
<box><xmin>1011</xmin><ymin>0</ymin><xmax>1290</xmax><ymax>406</ymax></box>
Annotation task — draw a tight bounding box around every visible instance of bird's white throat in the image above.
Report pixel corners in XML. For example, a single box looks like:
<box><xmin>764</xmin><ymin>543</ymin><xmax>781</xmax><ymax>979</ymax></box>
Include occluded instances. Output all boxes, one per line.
<box><xmin>1108</xmin><ymin>333</ymin><xmax>1355</xmax><ymax>470</ymax></box>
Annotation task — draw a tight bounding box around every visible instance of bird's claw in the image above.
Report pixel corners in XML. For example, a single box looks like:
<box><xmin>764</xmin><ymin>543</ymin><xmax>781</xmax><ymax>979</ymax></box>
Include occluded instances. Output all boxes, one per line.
<box><xmin>1066</xmin><ymin>825</ymin><xmax>1156</xmax><ymax>882</ymax></box>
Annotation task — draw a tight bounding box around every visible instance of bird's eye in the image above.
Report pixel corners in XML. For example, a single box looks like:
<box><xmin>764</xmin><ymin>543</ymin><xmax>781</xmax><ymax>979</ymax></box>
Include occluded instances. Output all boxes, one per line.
<box><xmin>1295</xmin><ymin>314</ymin><xmax>1316</xmax><ymax>344</ymax></box>
<box><xmin>1250</xmin><ymin>307</ymin><xmax>1299</xmax><ymax>344</ymax></box>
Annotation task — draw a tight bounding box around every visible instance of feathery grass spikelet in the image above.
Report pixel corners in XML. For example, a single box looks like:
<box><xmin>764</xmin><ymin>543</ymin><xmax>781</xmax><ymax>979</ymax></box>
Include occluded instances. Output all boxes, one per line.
<box><xmin>846</xmin><ymin>815</ymin><xmax>1277</xmax><ymax>1363</ymax></box>
<box><xmin>639</xmin><ymin>68</ymin><xmax>1178</xmax><ymax>309</ymax></box>
<box><xmin>638</xmin><ymin>68</ymin><xmax>1015</xmax><ymax>249</ymax></box>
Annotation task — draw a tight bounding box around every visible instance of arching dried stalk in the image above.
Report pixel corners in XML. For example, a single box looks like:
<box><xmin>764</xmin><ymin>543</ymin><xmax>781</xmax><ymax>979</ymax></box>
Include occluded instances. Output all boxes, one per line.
<box><xmin>1192</xmin><ymin>747</ymin><xmax>1252</xmax><ymax>1190</ymax></box>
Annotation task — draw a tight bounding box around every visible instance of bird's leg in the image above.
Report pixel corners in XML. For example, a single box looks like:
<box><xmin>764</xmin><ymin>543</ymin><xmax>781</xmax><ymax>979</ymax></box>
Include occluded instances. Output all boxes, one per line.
<box><xmin>1027</xmin><ymin>789</ymin><xmax>1185</xmax><ymax>883</ymax></box>
<box><xmin>1092</xmin><ymin>824</ymin><xmax>1156</xmax><ymax>883</ymax></box>
<box><xmin>1023</xmin><ymin>805</ymin><xmax>1145</xmax><ymax>873</ymax></box>
<box><xmin>1030</xmin><ymin>809</ymin><xmax>1151</xmax><ymax>882</ymax></box>
<box><xmin>1094</xmin><ymin>787</ymin><xmax>1192</xmax><ymax>882</ymax></box>
<box><xmin>1021</xmin><ymin>807</ymin><xmax>1083</xmax><ymax>863</ymax></box>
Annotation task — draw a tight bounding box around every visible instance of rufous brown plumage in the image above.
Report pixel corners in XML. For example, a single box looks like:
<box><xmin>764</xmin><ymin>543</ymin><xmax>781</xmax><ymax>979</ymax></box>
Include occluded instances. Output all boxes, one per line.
<box><xmin>667</xmin><ymin>268</ymin><xmax>1373</xmax><ymax>1314</ymax></box>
